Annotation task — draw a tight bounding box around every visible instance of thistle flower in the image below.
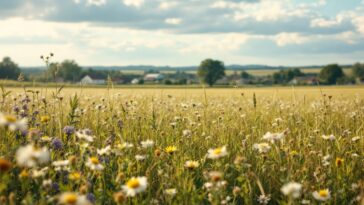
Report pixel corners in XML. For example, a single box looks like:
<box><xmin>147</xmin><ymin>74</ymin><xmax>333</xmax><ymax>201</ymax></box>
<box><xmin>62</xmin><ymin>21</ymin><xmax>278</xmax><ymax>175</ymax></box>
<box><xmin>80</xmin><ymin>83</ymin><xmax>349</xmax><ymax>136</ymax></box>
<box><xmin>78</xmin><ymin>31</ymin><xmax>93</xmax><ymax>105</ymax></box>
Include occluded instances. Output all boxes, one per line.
<box><xmin>122</xmin><ymin>176</ymin><xmax>148</xmax><ymax>197</ymax></box>
<box><xmin>312</xmin><ymin>189</ymin><xmax>330</xmax><ymax>201</ymax></box>
<box><xmin>16</xmin><ymin>144</ymin><xmax>50</xmax><ymax>167</ymax></box>
<box><xmin>63</xmin><ymin>126</ymin><xmax>75</xmax><ymax>135</ymax></box>
<box><xmin>52</xmin><ymin>138</ymin><xmax>63</xmax><ymax>150</ymax></box>
<box><xmin>207</xmin><ymin>146</ymin><xmax>228</xmax><ymax>159</ymax></box>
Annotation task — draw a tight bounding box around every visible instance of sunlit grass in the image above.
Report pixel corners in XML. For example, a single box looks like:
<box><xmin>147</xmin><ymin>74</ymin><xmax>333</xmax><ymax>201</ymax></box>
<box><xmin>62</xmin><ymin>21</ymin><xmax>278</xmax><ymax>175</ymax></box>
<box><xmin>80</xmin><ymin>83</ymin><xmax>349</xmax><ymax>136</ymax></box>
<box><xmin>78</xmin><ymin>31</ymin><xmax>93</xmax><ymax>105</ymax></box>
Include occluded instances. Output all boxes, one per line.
<box><xmin>0</xmin><ymin>86</ymin><xmax>363</xmax><ymax>204</ymax></box>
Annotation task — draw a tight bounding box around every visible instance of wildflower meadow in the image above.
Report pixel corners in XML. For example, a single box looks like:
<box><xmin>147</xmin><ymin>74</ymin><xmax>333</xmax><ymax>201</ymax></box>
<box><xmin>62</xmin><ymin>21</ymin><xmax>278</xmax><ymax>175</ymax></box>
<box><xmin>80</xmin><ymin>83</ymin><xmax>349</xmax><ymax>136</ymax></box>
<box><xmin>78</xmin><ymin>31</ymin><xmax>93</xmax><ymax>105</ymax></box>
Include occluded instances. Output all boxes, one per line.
<box><xmin>0</xmin><ymin>86</ymin><xmax>363</xmax><ymax>205</ymax></box>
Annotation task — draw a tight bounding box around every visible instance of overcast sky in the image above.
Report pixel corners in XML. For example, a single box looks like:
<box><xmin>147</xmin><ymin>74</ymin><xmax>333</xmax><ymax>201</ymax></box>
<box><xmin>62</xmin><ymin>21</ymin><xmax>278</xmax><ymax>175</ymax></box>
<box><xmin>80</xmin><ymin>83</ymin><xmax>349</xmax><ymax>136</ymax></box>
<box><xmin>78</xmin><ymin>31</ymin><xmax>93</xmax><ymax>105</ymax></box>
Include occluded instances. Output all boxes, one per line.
<box><xmin>0</xmin><ymin>0</ymin><xmax>364</xmax><ymax>67</ymax></box>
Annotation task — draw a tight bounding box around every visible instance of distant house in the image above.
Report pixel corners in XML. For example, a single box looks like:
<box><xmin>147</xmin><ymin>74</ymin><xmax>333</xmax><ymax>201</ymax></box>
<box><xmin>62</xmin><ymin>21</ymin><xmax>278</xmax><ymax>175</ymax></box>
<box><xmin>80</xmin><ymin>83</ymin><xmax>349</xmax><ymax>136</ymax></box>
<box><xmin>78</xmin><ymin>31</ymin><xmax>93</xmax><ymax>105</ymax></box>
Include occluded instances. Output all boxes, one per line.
<box><xmin>111</xmin><ymin>77</ymin><xmax>125</xmax><ymax>84</ymax></box>
<box><xmin>289</xmin><ymin>76</ymin><xmax>318</xmax><ymax>85</ymax></box>
<box><xmin>131</xmin><ymin>78</ymin><xmax>140</xmax><ymax>84</ymax></box>
<box><xmin>215</xmin><ymin>76</ymin><xmax>229</xmax><ymax>85</ymax></box>
<box><xmin>355</xmin><ymin>77</ymin><xmax>364</xmax><ymax>84</ymax></box>
<box><xmin>80</xmin><ymin>75</ymin><xmax>106</xmax><ymax>85</ymax></box>
<box><xmin>144</xmin><ymin>73</ymin><xmax>165</xmax><ymax>82</ymax></box>
<box><xmin>235</xmin><ymin>78</ymin><xmax>251</xmax><ymax>85</ymax></box>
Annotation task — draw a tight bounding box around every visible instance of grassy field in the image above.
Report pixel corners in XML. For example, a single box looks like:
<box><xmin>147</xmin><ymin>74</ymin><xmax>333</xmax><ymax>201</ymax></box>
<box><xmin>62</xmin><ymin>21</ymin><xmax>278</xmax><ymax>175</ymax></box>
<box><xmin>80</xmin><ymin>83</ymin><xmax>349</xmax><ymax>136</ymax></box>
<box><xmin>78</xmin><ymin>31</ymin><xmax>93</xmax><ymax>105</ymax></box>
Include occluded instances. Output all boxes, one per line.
<box><xmin>119</xmin><ymin>68</ymin><xmax>352</xmax><ymax>76</ymax></box>
<box><xmin>0</xmin><ymin>86</ymin><xmax>363</xmax><ymax>204</ymax></box>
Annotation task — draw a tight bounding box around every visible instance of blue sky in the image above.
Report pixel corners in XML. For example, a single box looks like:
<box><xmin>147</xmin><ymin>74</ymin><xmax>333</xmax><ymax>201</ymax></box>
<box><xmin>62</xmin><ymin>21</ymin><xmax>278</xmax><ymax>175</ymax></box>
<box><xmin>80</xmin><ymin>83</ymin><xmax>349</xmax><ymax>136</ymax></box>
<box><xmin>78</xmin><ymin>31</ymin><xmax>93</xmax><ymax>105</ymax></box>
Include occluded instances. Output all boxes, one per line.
<box><xmin>0</xmin><ymin>0</ymin><xmax>363</xmax><ymax>67</ymax></box>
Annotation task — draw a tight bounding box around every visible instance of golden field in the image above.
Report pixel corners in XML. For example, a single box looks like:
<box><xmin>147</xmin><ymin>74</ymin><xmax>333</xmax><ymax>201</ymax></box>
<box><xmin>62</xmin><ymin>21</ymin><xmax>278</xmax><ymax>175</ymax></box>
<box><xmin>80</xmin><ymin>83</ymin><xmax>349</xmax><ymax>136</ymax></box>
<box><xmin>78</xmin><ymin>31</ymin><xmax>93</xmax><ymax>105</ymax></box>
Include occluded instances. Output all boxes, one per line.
<box><xmin>0</xmin><ymin>85</ymin><xmax>363</xmax><ymax>204</ymax></box>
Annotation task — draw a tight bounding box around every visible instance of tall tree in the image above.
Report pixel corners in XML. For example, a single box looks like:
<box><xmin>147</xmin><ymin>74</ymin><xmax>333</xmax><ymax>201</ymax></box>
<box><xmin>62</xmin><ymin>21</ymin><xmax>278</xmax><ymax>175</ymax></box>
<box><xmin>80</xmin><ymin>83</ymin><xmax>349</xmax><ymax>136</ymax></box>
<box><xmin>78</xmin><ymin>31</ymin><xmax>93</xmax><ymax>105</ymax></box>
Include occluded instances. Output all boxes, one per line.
<box><xmin>352</xmin><ymin>63</ymin><xmax>364</xmax><ymax>80</ymax></box>
<box><xmin>58</xmin><ymin>60</ymin><xmax>82</xmax><ymax>82</ymax></box>
<box><xmin>197</xmin><ymin>59</ymin><xmax>225</xmax><ymax>86</ymax></box>
<box><xmin>0</xmin><ymin>57</ymin><xmax>21</xmax><ymax>80</ymax></box>
<box><xmin>319</xmin><ymin>64</ymin><xmax>344</xmax><ymax>85</ymax></box>
<box><xmin>272</xmin><ymin>68</ymin><xmax>304</xmax><ymax>84</ymax></box>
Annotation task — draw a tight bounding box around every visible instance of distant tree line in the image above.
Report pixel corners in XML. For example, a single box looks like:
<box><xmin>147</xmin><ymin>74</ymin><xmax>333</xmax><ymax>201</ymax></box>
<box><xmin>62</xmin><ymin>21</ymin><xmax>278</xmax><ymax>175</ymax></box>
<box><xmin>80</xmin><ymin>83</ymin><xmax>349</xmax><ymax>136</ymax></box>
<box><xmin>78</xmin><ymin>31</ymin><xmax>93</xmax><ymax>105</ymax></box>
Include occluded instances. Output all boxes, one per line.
<box><xmin>1</xmin><ymin>56</ymin><xmax>364</xmax><ymax>86</ymax></box>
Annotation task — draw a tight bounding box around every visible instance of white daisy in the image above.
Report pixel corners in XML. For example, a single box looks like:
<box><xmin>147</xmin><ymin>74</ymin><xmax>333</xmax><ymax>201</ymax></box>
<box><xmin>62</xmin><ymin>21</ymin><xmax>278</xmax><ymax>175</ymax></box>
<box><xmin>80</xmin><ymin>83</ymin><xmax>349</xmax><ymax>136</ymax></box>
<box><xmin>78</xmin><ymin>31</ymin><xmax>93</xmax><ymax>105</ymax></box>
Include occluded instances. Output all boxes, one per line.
<box><xmin>207</xmin><ymin>146</ymin><xmax>228</xmax><ymax>159</ymax></box>
<box><xmin>321</xmin><ymin>134</ymin><xmax>335</xmax><ymax>141</ymax></box>
<box><xmin>280</xmin><ymin>182</ymin><xmax>302</xmax><ymax>198</ymax></box>
<box><xmin>184</xmin><ymin>160</ymin><xmax>200</xmax><ymax>169</ymax></box>
<box><xmin>312</xmin><ymin>189</ymin><xmax>330</xmax><ymax>201</ymax></box>
<box><xmin>140</xmin><ymin>140</ymin><xmax>154</xmax><ymax>148</ymax></box>
<box><xmin>85</xmin><ymin>157</ymin><xmax>104</xmax><ymax>171</ymax></box>
<box><xmin>59</xmin><ymin>192</ymin><xmax>92</xmax><ymax>205</ymax></box>
<box><xmin>97</xmin><ymin>145</ymin><xmax>112</xmax><ymax>156</ymax></box>
<box><xmin>164</xmin><ymin>188</ymin><xmax>177</xmax><ymax>196</ymax></box>
<box><xmin>16</xmin><ymin>144</ymin><xmax>50</xmax><ymax>167</ymax></box>
<box><xmin>0</xmin><ymin>113</ymin><xmax>27</xmax><ymax>131</ymax></box>
<box><xmin>76</xmin><ymin>130</ymin><xmax>94</xmax><ymax>142</ymax></box>
<box><xmin>135</xmin><ymin>155</ymin><xmax>147</xmax><ymax>161</ymax></box>
<box><xmin>262</xmin><ymin>132</ymin><xmax>285</xmax><ymax>143</ymax></box>
<box><xmin>253</xmin><ymin>143</ymin><xmax>271</xmax><ymax>154</ymax></box>
<box><xmin>122</xmin><ymin>176</ymin><xmax>148</xmax><ymax>197</ymax></box>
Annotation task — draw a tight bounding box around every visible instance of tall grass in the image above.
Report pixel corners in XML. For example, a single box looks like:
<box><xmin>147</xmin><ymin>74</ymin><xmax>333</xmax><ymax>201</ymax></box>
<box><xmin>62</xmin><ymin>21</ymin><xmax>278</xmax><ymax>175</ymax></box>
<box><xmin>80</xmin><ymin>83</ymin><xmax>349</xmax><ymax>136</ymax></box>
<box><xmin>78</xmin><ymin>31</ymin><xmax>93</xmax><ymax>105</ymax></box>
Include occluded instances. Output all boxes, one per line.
<box><xmin>0</xmin><ymin>86</ymin><xmax>363</xmax><ymax>204</ymax></box>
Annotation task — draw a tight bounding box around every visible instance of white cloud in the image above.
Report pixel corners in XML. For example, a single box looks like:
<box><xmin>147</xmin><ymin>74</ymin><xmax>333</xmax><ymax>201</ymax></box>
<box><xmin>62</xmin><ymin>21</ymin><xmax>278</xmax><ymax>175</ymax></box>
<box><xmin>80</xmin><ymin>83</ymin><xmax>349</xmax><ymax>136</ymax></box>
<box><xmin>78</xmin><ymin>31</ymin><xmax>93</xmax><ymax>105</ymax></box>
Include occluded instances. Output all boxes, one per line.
<box><xmin>336</xmin><ymin>31</ymin><xmax>361</xmax><ymax>44</ymax></box>
<box><xmin>165</xmin><ymin>18</ymin><xmax>182</xmax><ymax>25</ymax></box>
<box><xmin>310</xmin><ymin>18</ymin><xmax>341</xmax><ymax>28</ymax></box>
<box><xmin>210</xmin><ymin>1</ymin><xmax>235</xmax><ymax>9</ymax></box>
<box><xmin>122</xmin><ymin>0</ymin><xmax>144</xmax><ymax>8</ymax></box>
<box><xmin>230</xmin><ymin>0</ymin><xmax>307</xmax><ymax>22</ymax></box>
<box><xmin>159</xmin><ymin>2</ymin><xmax>178</xmax><ymax>10</ymax></box>
<box><xmin>353</xmin><ymin>15</ymin><xmax>364</xmax><ymax>34</ymax></box>
<box><xmin>87</xmin><ymin>0</ymin><xmax>106</xmax><ymax>6</ymax></box>
<box><xmin>180</xmin><ymin>33</ymin><xmax>251</xmax><ymax>54</ymax></box>
<box><xmin>275</xmin><ymin>33</ymin><xmax>309</xmax><ymax>47</ymax></box>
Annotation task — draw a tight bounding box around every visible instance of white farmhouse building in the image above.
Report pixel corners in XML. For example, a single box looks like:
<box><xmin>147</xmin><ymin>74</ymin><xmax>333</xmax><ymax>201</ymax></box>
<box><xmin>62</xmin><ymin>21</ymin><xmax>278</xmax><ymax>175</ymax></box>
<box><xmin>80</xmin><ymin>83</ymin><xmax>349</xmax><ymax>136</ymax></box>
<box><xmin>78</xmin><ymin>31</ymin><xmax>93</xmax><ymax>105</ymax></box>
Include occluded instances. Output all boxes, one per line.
<box><xmin>143</xmin><ymin>73</ymin><xmax>165</xmax><ymax>82</ymax></box>
<box><xmin>80</xmin><ymin>75</ymin><xmax>106</xmax><ymax>85</ymax></box>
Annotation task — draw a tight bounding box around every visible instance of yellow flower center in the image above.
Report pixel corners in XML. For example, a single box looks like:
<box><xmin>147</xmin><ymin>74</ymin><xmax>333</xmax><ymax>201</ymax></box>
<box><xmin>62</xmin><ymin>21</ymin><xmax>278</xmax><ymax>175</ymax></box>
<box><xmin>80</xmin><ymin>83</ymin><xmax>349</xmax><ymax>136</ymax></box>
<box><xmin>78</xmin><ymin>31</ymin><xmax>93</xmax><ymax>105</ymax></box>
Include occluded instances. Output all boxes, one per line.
<box><xmin>64</xmin><ymin>194</ymin><xmax>78</xmax><ymax>204</ymax></box>
<box><xmin>126</xmin><ymin>178</ymin><xmax>140</xmax><ymax>189</ymax></box>
<box><xmin>41</xmin><ymin>116</ymin><xmax>50</xmax><ymax>122</ymax></box>
<box><xmin>165</xmin><ymin>146</ymin><xmax>177</xmax><ymax>153</ymax></box>
<box><xmin>213</xmin><ymin>148</ymin><xmax>222</xmax><ymax>155</ymax></box>
<box><xmin>19</xmin><ymin>170</ymin><xmax>29</xmax><ymax>178</ymax></box>
<box><xmin>90</xmin><ymin>157</ymin><xmax>99</xmax><ymax>164</ymax></box>
<box><xmin>5</xmin><ymin>115</ymin><xmax>16</xmax><ymax>123</ymax></box>
<box><xmin>69</xmin><ymin>172</ymin><xmax>81</xmax><ymax>180</ymax></box>
<box><xmin>319</xmin><ymin>190</ymin><xmax>328</xmax><ymax>197</ymax></box>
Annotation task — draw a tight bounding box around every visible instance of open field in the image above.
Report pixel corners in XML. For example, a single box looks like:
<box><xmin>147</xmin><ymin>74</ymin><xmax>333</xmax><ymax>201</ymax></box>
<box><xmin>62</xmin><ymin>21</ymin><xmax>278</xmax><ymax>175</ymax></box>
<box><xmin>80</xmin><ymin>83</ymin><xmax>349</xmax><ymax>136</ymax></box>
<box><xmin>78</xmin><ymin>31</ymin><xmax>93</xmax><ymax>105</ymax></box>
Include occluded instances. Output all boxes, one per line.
<box><xmin>118</xmin><ymin>68</ymin><xmax>352</xmax><ymax>77</ymax></box>
<box><xmin>0</xmin><ymin>86</ymin><xmax>363</xmax><ymax>204</ymax></box>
